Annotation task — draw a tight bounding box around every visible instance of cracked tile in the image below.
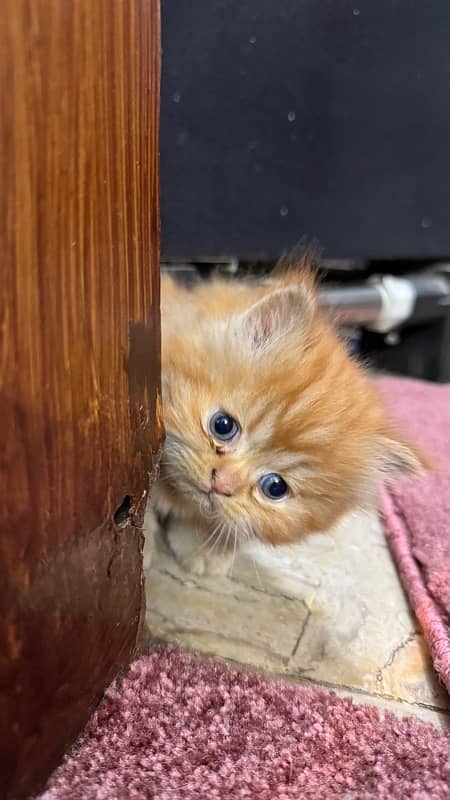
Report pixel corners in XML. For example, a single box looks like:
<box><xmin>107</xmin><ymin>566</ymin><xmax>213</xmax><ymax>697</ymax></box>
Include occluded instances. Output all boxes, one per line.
<box><xmin>144</xmin><ymin>509</ymin><xmax>449</xmax><ymax>721</ymax></box>
<box><xmin>146</xmin><ymin>533</ymin><xmax>309</xmax><ymax>669</ymax></box>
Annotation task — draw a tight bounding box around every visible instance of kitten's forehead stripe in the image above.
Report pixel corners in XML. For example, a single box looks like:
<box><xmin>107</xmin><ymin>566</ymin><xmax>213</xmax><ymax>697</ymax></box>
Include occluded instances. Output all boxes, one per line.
<box><xmin>282</xmin><ymin>384</ymin><xmax>327</xmax><ymax>421</ymax></box>
<box><xmin>245</xmin><ymin>394</ymin><xmax>278</xmax><ymax>433</ymax></box>
<box><xmin>247</xmin><ymin>405</ymin><xmax>281</xmax><ymax>444</ymax></box>
<box><xmin>245</xmin><ymin>388</ymin><xmax>336</xmax><ymax>457</ymax></box>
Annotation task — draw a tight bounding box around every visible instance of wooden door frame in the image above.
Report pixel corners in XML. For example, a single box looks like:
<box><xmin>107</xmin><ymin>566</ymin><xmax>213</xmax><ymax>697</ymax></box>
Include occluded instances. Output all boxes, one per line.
<box><xmin>0</xmin><ymin>2</ymin><xmax>162</xmax><ymax>797</ymax></box>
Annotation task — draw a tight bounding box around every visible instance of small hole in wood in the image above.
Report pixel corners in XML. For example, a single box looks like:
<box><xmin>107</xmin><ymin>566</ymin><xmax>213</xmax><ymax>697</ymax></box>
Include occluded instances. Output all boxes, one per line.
<box><xmin>114</xmin><ymin>495</ymin><xmax>132</xmax><ymax>526</ymax></box>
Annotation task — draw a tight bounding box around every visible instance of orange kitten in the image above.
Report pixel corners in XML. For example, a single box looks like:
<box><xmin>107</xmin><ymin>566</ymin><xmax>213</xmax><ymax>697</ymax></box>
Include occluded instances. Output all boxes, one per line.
<box><xmin>151</xmin><ymin>258</ymin><xmax>425</xmax><ymax>575</ymax></box>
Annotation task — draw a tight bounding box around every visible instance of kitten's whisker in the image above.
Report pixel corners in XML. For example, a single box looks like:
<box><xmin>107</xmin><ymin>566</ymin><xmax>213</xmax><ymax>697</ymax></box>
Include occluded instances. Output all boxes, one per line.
<box><xmin>240</xmin><ymin>519</ymin><xmax>264</xmax><ymax>588</ymax></box>
<box><xmin>241</xmin><ymin>519</ymin><xmax>254</xmax><ymax>544</ymax></box>
<box><xmin>230</xmin><ymin>526</ymin><xmax>238</xmax><ymax>578</ymax></box>
<box><xmin>195</xmin><ymin>520</ymin><xmax>222</xmax><ymax>555</ymax></box>
<box><xmin>201</xmin><ymin>522</ymin><xmax>222</xmax><ymax>558</ymax></box>
<box><xmin>222</xmin><ymin>525</ymin><xmax>233</xmax><ymax>556</ymax></box>
<box><xmin>208</xmin><ymin>522</ymin><xmax>226</xmax><ymax>558</ymax></box>
<box><xmin>250</xmin><ymin>553</ymin><xmax>264</xmax><ymax>590</ymax></box>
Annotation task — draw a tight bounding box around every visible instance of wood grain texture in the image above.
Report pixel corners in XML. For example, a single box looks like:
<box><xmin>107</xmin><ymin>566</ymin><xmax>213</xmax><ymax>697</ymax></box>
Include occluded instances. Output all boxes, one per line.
<box><xmin>0</xmin><ymin>2</ymin><xmax>162</xmax><ymax>797</ymax></box>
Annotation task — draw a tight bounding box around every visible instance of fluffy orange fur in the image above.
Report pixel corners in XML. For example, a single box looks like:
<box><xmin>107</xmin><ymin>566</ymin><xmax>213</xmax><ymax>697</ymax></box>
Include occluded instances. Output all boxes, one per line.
<box><xmin>153</xmin><ymin>261</ymin><xmax>425</xmax><ymax>568</ymax></box>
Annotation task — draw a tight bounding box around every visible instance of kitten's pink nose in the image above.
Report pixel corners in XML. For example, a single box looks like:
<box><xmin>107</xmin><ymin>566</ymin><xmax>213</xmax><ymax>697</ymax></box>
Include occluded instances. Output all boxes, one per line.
<box><xmin>210</xmin><ymin>468</ymin><xmax>234</xmax><ymax>497</ymax></box>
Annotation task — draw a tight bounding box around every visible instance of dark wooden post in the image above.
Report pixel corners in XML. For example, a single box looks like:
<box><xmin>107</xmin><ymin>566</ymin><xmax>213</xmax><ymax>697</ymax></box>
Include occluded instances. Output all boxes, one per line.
<box><xmin>0</xmin><ymin>2</ymin><xmax>162</xmax><ymax>797</ymax></box>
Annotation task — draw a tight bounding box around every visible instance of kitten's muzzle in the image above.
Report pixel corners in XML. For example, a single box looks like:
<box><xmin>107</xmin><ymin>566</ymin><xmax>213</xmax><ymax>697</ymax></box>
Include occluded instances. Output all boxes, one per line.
<box><xmin>210</xmin><ymin>468</ymin><xmax>234</xmax><ymax>497</ymax></box>
<box><xmin>193</xmin><ymin>469</ymin><xmax>237</xmax><ymax>500</ymax></box>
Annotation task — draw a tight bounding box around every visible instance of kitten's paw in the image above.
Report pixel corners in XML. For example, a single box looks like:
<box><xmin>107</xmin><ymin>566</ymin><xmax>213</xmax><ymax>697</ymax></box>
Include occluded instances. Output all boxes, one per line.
<box><xmin>166</xmin><ymin>522</ymin><xmax>232</xmax><ymax>577</ymax></box>
<box><xmin>188</xmin><ymin>551</ymin><xmax>233</xmax><ymax>577</ymax></box>
<box><xmin>180</xmin><ymin>551</ymin><xmax>231</xmax><ymax>578</ymax></box>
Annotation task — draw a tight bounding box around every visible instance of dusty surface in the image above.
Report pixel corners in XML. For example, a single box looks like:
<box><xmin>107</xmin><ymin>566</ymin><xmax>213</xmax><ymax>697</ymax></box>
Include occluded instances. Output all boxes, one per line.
<box><xmin>144</xmin><ymin>509</ymin><xmax>449</xmax><ymax>729</ymax></box>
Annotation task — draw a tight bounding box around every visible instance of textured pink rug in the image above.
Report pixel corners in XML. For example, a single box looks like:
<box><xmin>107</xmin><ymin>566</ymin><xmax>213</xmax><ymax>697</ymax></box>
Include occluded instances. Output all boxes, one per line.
<box><xmin>40</xmin><ymin>646</ymin><xmax>449</xmax><ymax>800</ymax></box>
<box><xmin>376</xmin><ymin>377</ymin><xmax>450</xmax><ymax>692</ymax></box>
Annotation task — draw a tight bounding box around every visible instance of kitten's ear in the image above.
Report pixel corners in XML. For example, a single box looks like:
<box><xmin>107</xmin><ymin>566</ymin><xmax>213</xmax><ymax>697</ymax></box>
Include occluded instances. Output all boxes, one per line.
<box><xmin>239</xmin><ymin>284</ymin><xmax>316</xmax><ymax>349</ymax></box>
<box><xmin>378</xmin><ymin>434</ymin><xmax>430</xmax><ymax>478</ymax></box>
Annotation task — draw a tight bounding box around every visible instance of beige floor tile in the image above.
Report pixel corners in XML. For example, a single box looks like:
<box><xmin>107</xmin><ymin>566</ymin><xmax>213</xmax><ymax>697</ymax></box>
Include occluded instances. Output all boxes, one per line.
<box><xmin>144</xmin><ymin>509</ymin><xmax>449</xmax><ymax>725</ymax></box>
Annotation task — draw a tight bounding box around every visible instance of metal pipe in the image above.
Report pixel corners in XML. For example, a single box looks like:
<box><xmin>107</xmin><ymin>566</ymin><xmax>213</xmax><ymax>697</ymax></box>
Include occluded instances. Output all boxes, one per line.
<box><xmin>318</xmin><ymin>285</ymin><xmax>382</xmax><ymax>324</ymax></box>
<box><xmin>319</xmin><ymin>274</ymin><xmax>450</xmax><ymax>329</ymax></box>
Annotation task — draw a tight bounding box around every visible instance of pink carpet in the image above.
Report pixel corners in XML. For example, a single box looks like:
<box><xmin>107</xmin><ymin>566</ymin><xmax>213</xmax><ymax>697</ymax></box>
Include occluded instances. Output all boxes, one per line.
<box><xmin>376</xmin><ymin>377</ymin><xmax>450</xmax><ymax>692</ymax></box>
<box><xmin>40</xmin><ymin>646</ymin><xmax>449</xmax><ymax>800</ymax></box>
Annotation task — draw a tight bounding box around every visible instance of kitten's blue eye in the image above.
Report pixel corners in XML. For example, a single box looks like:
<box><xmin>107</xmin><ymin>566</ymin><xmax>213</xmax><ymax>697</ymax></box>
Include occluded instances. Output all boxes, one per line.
<box><xmin>259</xmin><ymin>473</ymin><xmax>289</xmax><ymax>500</ymax></box>
<box><xmin>209</xmin><ymin>411</ymin><xmax>240</xmax><ymax>442</ymax></box>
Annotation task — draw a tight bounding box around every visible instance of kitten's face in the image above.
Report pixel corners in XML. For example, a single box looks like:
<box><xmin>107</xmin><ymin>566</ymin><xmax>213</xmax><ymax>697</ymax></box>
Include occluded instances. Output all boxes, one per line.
<box><xmin>162</xmin><ymin>375</ymin><xmax>322</xmax><ymax>545</ymax></box>
<box><xmin>160</xmin><ymin>276</ymin><xmax>424</xmax><ymax>546</ymax></box>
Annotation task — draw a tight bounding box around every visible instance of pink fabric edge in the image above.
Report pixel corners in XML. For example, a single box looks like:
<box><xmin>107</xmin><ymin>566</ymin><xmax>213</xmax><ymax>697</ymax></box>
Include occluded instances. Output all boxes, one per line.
<box><xmin>381</xmin><ymin>487</ymin><xmax>450</xmax><ymax>693</ymax></box>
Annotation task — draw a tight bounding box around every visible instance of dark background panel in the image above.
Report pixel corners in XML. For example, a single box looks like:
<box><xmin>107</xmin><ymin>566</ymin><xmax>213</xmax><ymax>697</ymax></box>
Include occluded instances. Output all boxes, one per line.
<box><xmin>161</xmin><ymin>0</ymin><xmax>450</xmax><ymax>260</ymax></box>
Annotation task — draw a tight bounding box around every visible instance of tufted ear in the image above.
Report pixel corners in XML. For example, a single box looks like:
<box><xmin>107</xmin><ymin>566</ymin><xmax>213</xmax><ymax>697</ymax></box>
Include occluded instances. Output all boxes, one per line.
<box><xmin>238</xmin><ymin>284</ymin><xmax>316</xmax><ymax>350</ymax></box>
<box><xmin>377</xmin><ymin>435</ymin><xmax>430</xmax><ymax>478</ymax></box>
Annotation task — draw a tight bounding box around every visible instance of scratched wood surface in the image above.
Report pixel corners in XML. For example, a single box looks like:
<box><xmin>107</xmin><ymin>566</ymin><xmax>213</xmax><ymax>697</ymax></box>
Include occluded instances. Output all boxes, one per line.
<box><xmin>0</xmin><ymin>2</ymin><xmax>162</xmax><ymax>797</ymax></box>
